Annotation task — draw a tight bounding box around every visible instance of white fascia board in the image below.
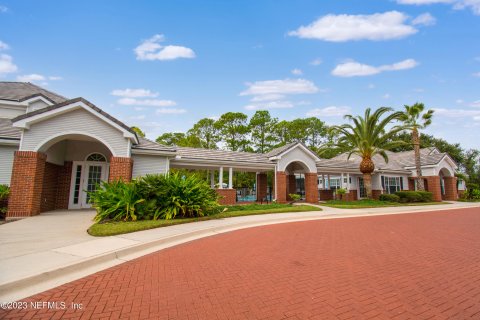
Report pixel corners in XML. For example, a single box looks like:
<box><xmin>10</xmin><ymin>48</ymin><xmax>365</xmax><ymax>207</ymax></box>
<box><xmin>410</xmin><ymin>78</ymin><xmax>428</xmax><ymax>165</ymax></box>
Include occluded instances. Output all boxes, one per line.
<box><xmin>12</xmin><ymin>101</ymin><xmax>138</xmax><ymax>143</ymax></box>
<box><xmin>276</xmin><ymin>143</ymin><xmax>321</xmax><ymax>161</ymax></box>
<box><xmin>171</xmin><ymin>158</ymin><xmax>275</xmax><ymax>170</ymax></box>
<box><xmin>23</xmin><ymin>96</ymin><xmax>54</xmax><ymax>106</ymax></box>
<box><xmin>0</xmin><ymin>138</ymin><xmax>20</xmax><ymax>146</ymax></box>
<box><xmin>131</xmin><ymin>149</ymin><xmax>177</xmax><ymax>156</ymax></box>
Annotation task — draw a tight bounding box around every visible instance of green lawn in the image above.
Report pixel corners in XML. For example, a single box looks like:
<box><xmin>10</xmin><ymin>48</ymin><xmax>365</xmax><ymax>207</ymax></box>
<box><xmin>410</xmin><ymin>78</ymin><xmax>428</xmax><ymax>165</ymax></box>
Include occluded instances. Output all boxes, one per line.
<box><xmin>88</xmin><ymin>204</ymin><xmax>320</xmax><ymax>237</ymax></box>
<box><xmin>320</xmin><ymin>199</ymin><xmax>450</xmax><ymax>209</ymax></box>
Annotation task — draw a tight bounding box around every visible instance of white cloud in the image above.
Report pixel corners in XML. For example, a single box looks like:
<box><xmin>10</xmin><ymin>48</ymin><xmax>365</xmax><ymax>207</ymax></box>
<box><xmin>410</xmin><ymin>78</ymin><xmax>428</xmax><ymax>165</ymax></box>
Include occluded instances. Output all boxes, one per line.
<box><xmin>250</xmin><ymin>94</ymin><xmax>286</xmax><ymax>102</ymax></box>
<box><xmin>383</xmin><ymin>93</ymin><xmax>391</xmax><ymax>99</ymax></box>
<box><xmin>156</xmin><ymin>108</ymin><xmax>187</xmax><ymax>114</ymax></box>
<box><xmin>240</xmin><ymin>78</ymin><xmax>319</xmax><ymax>96</ymax></box>
<box><xmin>0</xmin><ymin>5</ymin><xmax>7</xmax><ymax>13</ymax></box>
<box><xmin>48</xmin><ymin>76</ymin><xmax>62</xmax><ymax>81</ymax></box>
<box><xmin>288</xmin><ymin>11</ymin><xmax>417</xmax><ymax>42</ymax></box>
<box><xmin>433</xmin><ymin>107</ymin><xmax>480</xmax><ymax>118</ymax></box>
<box><xmin>473</xmin><ymin>72</ymin><xmax>480</xmax><ymax>77</ymax></box>
<box><xmin>306</xmin><ymin>106</ymin><xmax>351</xmax><ymax>117</ymax></box>
<box><xmin>412</xmin><ymin>13</ymin><xmax>437</xmax><ymax>26</ymax></box>
<box><xmin>470</xmin><ymin>100</ymin><xmax>480</xmax><ymax>107</ymax></box>
<box><xmin>134</xmin><ymin>34</ymin><xmax>195</xmax><ymax>61</ymax></box>
<box><xmin>331</xmin><ymin>59</ymin><xmax>418</xmax><ymax>77</ymax></box>
<box><xmin>456</xmin><ymin>99</ymin><xmax>464</xmax><ymax>104</ymax></box>
<box><xmin>310</xmin><ymin>58</ymin><xmax>323</xmax><ymax>66</ymax></box>
<box><xmin>111</xmin><ymin>88</ymin><xmax>159</xmax><ymax>98</ymax></box>
<box><xmin>0</xmin><ymin>40</ymin><xmax>9</xmax><ymax>50</ymax></box>
<box><xmin>368</xmin><ymin>83</ymin><xmax>376</xmax><ymax>89</ymax></box>
<box><xmin>291</xmin><ymin>68</ymin><xmax>303</xmax><ymax>75</ymax></box>
<box><xmin>245</xmin><ymin>101</ymin><xmax>294</xmax><ymax>110</ymax></box>
<box><xmin>397</xmin><ymin>0</ymin><xmax>480</xmax><ymax>15</ymax></box>
<box><xmin>16</xmin><ymin>74</ymin><xmax>46</xmax><ymax>82</ymax></box>
<box><xmin>118</xmin><ymin>97</ymin><xmax>177</xmax><ymax>107</ymax></box>
<box><xmin>0</xmin><ymin>54</ymin><xmax>17</xmax><ymax>75</ymax></box>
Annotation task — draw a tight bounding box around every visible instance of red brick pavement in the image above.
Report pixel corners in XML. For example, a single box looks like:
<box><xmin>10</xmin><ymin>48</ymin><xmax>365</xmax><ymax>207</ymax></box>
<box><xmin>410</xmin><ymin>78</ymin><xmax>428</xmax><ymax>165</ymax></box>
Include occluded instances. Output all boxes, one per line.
<box><xmin>2</xmin><ymin>208</ymin><xmax>480</xmax><ymax>320</ymax></box>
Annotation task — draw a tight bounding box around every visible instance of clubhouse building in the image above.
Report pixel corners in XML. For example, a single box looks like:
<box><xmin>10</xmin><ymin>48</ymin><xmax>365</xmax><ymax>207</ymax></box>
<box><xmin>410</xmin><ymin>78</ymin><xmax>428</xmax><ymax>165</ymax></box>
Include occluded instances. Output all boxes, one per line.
<box><xmin>0</xmin><ymin>82</ymin><xmax>464</xmax><ymax>219</ymax></box>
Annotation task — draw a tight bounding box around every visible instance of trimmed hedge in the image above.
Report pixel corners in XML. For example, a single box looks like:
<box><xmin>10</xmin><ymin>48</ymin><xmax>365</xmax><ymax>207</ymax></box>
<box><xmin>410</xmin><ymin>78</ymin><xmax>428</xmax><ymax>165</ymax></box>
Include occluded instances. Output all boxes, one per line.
<box><xmin>379</xmin><ymin>194</ymin><xmax>400</xmax><ymax>202</ymax></box>
<box><xmin>394</xmin><ymin>191</ymin><xmax>433</xmax><ymax>203</ymax></box>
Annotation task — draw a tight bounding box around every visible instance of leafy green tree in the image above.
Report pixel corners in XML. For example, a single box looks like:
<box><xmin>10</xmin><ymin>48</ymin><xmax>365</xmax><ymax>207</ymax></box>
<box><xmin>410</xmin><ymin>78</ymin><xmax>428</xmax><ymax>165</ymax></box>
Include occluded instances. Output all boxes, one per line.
<box><xmin>329</xmin><ymin>107</ymin><xmax>406</xmax><ymax>199</ymax></box>
<box><xmin>249</xmin><ymin>110</ymin><xmax>278</xmax><ymax>153</ymax></box>
<box><xmin>273</xmin><ymin>120</ymin><xmax>291</xmax><ymax>147</ymax></box>
<box><xmin>215</xmin><ymin>112</ymin><xmax>250</xmax><ymax>151</ymax></box>
<box><xmin>131</xmin><ymin>126</ymin><xmax>145</xmax><ymax>138</ymax></box>
<box><xmin>463</xmin><ymin>149</ymin><xmax>480</xmax><ymax>185</ymax></box>
<box><xmin>399</xmin><ymin>102</ymin><xmax>434</xmax><ymax>191</ymax></box>
<box><xmin>305</xmin><ymin>117</ymin><xmax>328</xmax><ymax>150</ymax></box>
<box><xmin>156</xmin><ymin>132</ymin><xmax>202</xmax><ymax>147</ymax></box>
<box><xmin>287</xmin><ymin>118</ymin><xmax>310</xmax><ymax>144</ymax></box>
<box><xmin>188</xmin><ymin>118</ymin><xmax>219</xmax><ymax>149</ymax></box>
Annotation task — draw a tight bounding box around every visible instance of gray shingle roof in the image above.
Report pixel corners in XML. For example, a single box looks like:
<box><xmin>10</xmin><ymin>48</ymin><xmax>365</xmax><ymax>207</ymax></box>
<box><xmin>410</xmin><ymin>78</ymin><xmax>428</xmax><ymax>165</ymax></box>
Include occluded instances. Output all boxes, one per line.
<box><xmin>318</xmin><ymin>148</ymin><xmax>448</xmax><ymax>172</ymax></box>
<box><xmin>0</xmin><ymin>118</ymin><xmax>21</xmax><ymax>140</ymax></box>
<box><xmin>133</xmin><ymin>137</ymin><xmax>177</xmax><ymax>153</ymax></box>
<box><xmin>0</xmin><ymin>82</ymin><xmax>67</xmax><ymax>104</ymax></box>
<box><xmin>176</xmin><ymin>147</ymin><xmax>272</xmax><ymax>164</ymax></box>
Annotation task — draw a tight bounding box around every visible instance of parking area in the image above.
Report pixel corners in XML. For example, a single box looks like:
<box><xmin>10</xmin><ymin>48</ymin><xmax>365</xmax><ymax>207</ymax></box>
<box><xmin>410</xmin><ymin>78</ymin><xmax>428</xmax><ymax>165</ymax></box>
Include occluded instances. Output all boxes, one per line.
<box><xmin>1</xmin><ymin>207</ymin><xmax>480</xmax><ymax>320</ymax></box>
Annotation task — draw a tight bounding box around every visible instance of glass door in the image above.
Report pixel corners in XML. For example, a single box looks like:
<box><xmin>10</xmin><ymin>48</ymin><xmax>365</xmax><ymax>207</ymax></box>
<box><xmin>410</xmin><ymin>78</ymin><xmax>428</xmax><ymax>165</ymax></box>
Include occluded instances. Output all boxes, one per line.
<box><xmin>83</xmin><ymin>164</ymin><xmax>104</xmax><ymax>207</ymax></box>
<box><xmin>69</xmin><ymin>161</ymin><xmax>108</xmax><ymax>209</ymax></box>
<box><xmin>358</xmin><ymin>177</ymin><xmax>367</xmax><ymax>199</ymax></box>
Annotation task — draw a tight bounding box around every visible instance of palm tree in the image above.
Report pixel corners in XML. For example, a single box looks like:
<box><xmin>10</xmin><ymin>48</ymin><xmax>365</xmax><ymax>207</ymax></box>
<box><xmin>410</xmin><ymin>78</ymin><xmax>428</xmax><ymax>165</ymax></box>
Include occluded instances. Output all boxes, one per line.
<box><xmin>400</xmin><ymin>103</ymin><xmax>434</xmax><ymax>191</ymax></box>
<box><xmin>329</xmin><ymin>107</ymin><xmax>406</xmax><ymax>199</ymax></box>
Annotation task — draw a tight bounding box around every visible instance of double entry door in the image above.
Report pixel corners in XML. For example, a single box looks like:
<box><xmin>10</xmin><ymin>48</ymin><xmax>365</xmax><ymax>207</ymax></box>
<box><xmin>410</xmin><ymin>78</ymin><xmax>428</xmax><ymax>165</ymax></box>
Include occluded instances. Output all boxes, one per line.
<box><xmin>69</xmin><ymin>161</ymin><xmax>108</xmax><ymax>209</ymax></box>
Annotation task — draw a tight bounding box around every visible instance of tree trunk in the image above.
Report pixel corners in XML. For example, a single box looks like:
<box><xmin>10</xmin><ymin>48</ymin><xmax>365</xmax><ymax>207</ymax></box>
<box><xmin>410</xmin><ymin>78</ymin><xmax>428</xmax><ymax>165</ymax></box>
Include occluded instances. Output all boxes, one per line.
<box><xmin>412</xmin><ymin>128</ymin><xmax>425</xmax><ymax>191</ymax></box>
<box><xmin>360</xmin><ymin>157</ymin><xmax>375</xmax><ymax>199</ymax></box>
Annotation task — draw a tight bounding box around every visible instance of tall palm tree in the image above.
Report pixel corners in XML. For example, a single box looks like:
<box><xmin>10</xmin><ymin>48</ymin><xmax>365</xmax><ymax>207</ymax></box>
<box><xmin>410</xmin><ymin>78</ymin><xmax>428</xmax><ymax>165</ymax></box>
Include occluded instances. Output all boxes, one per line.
<box><xmin>330</xmin><ymin>107</ymin><xmax>406</xmax><ymax>198</ymax></box>
<box><xmin>400</xmin><ymin>103</ymin><xmax>434</xmax><ymax>191</ymax></box>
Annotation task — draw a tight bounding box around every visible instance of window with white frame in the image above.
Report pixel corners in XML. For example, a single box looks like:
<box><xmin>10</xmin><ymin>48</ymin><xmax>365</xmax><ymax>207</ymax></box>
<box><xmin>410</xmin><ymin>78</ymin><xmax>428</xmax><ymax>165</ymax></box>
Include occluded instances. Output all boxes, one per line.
<box><xmin>382</xmin><ymin>176</ymin><xmax>402</xmax><ymax>194</ymax></box>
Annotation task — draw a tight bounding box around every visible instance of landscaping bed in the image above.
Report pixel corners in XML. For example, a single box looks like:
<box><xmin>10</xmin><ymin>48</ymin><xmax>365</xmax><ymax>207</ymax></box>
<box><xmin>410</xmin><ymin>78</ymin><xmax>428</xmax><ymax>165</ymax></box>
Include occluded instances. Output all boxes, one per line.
<box><xmin>88</xmin><ymin>203</ymin><xmax>320</xmax><ymax>237</ymax></box>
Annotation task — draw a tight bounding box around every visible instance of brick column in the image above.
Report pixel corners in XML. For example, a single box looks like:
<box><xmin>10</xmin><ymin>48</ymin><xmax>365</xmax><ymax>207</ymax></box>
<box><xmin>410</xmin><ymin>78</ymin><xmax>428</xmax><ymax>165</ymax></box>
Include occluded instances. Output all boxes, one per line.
<box><xmin>55</xmin><ymin>161</ymin><xmax>72</xmax><ymax>209</ymax></box>
<box><xmin>256</xmin><ymin>173</ymin><xmax>267</xmax><ymax>202</ymax></box>
<box><xmin>7</xmin><ymin>151</ymin><xmax>47</xmax><ymax>218</ymax></box>
<box><xmin>287</xmin><ymin>174</ymin><xmax>296</xmax><ymax>201</ymax></box>
<box><xmin>305</xmin><ymin>173</ymin><xmax>319</xmax><ymax>204</ymax></box>
<box><xmin>109</xmin><ymin>157</ymin><xmax>133</xmax><ymax>182</ymax></box>
<box><xmin>276</xmin><ymin>171</ymin><xmax>287</xmax><ymax>203</ymax></box>
<box><xmin>443</xmin><ymin>176</ymin><xmax>458</xmax><ymax>201</ymax></box>
<box><xmin>216</xmin><ymin>189</ymin><xmax>236</xmax><ymax>205</ymax></box>
<box><xmin>425</xmin><ymin>176</ymin><xmax>442</xmax><ymax>202</ymax></box>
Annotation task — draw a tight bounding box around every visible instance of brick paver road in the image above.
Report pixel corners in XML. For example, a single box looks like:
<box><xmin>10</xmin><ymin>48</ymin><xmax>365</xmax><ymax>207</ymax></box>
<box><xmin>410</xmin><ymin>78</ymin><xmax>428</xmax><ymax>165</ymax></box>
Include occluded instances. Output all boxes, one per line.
<box><xmin>2</xmin><ymin>208</ymin><xmax>480</xmax><ymax>320</ymax></box>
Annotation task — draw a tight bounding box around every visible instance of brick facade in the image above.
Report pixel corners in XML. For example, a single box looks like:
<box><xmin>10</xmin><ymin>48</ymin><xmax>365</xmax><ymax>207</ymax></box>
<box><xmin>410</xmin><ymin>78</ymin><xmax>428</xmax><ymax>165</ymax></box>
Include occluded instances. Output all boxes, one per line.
<box><xmin>256</xmin><ymin>173</ymin><xmax>267</xmax><ymax>202</ymax></box>
<box><xmin>55</xmin><ymin>161</ymin><xmax>72</xmax><ymax>209</ymax></box>
<box><xmin>344</xmin><ymin>190</ymin><xmax>358</xmax><ymax>201</ymax></box>
<box><xmin>7</xmin><ymin>151</ymin><xmax>47</xmax><ymax>218</ymax></box>
<box><xmin>109</xmin><ymin>156</ymin><xmax>133</xmax><ymax>182</ymax></box>
<box><xmin>287</xmin><ymin>174</ymin><xmax>296</xmax><ymax>201</ymax></box>
<box><xmin>41</xmin><ymin>162</ymin><xmax>61</xmax><ymax>212</ymax></box>
<box><xmin>425</xmin><ymin>176</ymin><xmax>442</xmax><ymax>202</ymax></box>
<box><xmin>319</xmin><ymin>189</ymin><xmax>334</xmax><ymax>201</ymax></box>
<box><xmin>372</xmin><ymin>190</ymin><xmax>382</xmax><ymax>200</ymax></box>
<box><xmin>216</xmin><ymin>188</ymin><xmax>236</xmax><ymax>205</ymax></box>
<box><xmin>304</xmin><ymin>173</ymin><xmax>319</xmax><ymax>203</ymax></box>
<box><xmin>443</xmin><ymin>176</ymin><xmax>458</xmax><ymax>201</ymax></box>
<box><xmin>275</xmin><ymin>171</ymin><xmax>287</xmax><ymax>203</ymax></box>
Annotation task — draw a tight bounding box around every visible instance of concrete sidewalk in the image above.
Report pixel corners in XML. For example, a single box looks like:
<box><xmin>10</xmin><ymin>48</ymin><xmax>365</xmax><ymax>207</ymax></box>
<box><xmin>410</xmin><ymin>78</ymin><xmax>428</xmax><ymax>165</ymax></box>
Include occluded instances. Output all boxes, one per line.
<box><xmin>1</xmin><ymin>201</ymin><xmax>479</xmax><ymax>302</ymax></box>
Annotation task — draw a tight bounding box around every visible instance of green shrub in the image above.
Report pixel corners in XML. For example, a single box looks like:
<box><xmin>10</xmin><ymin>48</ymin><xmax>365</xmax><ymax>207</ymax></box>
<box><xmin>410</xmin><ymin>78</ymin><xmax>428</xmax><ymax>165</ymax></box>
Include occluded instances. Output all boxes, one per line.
<box><xmin>466</xmin><ymin>188</ymin><xmax>480</xmax><ymax>200</ymax></box>
<box><xmin>336</xmin><ymin>188</ymin><xmax>346</xmax><ymax>195</ymax></box>
<box><xmin>394</xmin><ymin>191</ymin><xmax>433</xmax><ymax>203</ymax></box>
<box><xmin>288</xmin><ymin>193</ymin><xmax>301</xmax><ymax>202</ymax></box>
<box><xmin>0</xmin><ymin>184</ymin><xmax>10</xmax><ymax>218</ymax></box>
<box><xmin>90</xmin><ymin>180</ymin><xmax>149</xmax><ymax>222</ymax></box>
<box><xmin>379</xmin><ymin>194</ymin><xmax>400</xmax><ymax>202</ymax></box>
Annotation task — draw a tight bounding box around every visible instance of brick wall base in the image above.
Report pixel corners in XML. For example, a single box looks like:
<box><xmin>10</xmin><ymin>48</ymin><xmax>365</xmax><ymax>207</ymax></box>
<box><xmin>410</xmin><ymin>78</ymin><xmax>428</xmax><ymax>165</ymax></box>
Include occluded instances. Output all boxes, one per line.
<box><xmin>216</xmin><ymin>189</ymin><xmax>236</xmax><ymax>205</ymax></box>
<box><xmin>275</xmin><ymin>171</ymin><xmax>287</xmax><ymax>203</ymax></box>
<box><xmin>287</xmin><ymin>174</ymin><xmax>296</xmax><ymax>201</ymax></box>
<box><xmin>305</xmin><ymin>173</ymin><xmax>319</xmax><ymax>204</ymax></box>
<box><xmin>41</xmin><ymin>162</ymin><xmax>61</xmax><ymax>212</ymax></box>
<box><xmin>344</xmin><ymin>190</ymin><xmax>358</xmax><ymax>201</ymax></box>
<box><xmin>372</xmin><ymin>190</ymin><xmax>382</xmax><ymax>200</ymax></box>
<box><xmin>55</xmin><ymin>161</ymin><xmax>72</xmax><ymax>209</ymax></box>
<box><xmin>256</xmin><ymin>173</ymin><xmax>267</xmax><ymax>201</ymax></box>
<box><xmin>7</xmin><ymin>151</ymin><xmax>47</xmax><ymax>218</ymax></box>
<box><xmin>109</xmin><ymin>157</ymin><xmax>133</xmax><ymax>182</ymax></box>
<box><xmin>319</xmin><ymin>190</ymin><xmax>334</xmax><ymax>201</ymax></box>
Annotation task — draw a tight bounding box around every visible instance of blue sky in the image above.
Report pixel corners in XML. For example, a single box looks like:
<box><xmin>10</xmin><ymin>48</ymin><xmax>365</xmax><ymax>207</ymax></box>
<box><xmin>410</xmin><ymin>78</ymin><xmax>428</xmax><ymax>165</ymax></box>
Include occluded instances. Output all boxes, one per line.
<box><xmin>0</xmin><ymin>0</ymin><xmax>479</xmax><ymax>148</ymax></box>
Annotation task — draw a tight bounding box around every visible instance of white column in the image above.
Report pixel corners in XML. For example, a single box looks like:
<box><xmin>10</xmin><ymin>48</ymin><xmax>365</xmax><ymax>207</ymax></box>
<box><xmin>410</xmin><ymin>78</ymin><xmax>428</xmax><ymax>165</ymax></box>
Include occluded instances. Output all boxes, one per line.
<box><xmin>346</xmin><ymin>173</ymin><xmax>350</xmax><ymax>191</ymax></box>
<box><xmin>322</xmin><ymin>174</ymin><xmax>325</xmax><ymax>190</ymax></box>
<box><xmin>327</xmin><ymin>174</ymin><xmax>331</xmax><ymax>190</ymax></box>
<box><xmin>210</xmin><ymin>170</ymin><xmax>215</xmax><ymax>188</ymax></box>
<box><xmin>219</xmin><ymin>167</ymin><xmax>223</xmax><ymax>189</ymax></box>
<box><xmin>341</xmin><ymin>173</ymin><xmax>344</xmax><ymax>189</ymax></box>
<box><xmin>228</xmin><ymin>167</ymin><xmax>233</xmax><ymax>189</ymax></box>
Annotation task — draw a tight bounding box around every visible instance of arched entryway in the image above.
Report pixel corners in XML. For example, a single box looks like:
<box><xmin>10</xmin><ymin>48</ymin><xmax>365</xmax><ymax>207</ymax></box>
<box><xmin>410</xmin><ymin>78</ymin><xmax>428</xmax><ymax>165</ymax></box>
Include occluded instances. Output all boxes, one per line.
<box><xmin>276</xmin><ymin>160</ymin><xmax>318</xmax><ymax>204</ymax></box>
<box><xmin>439</xmin><ymin>167</ymin><xmax>457</xmax><ymax>201</ymax></box>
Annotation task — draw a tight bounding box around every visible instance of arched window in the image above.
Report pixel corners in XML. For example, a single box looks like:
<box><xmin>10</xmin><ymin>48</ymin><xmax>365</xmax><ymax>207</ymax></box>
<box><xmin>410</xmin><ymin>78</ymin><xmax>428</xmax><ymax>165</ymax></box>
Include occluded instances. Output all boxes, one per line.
<box><xmin>86</xmin><ymin>153</ymin><xmax>107</xmax><ymax>162</ymax></box>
